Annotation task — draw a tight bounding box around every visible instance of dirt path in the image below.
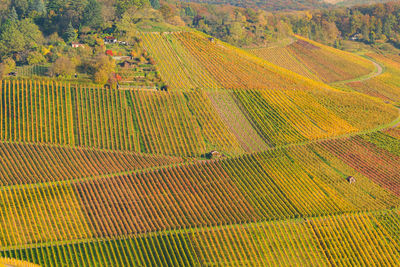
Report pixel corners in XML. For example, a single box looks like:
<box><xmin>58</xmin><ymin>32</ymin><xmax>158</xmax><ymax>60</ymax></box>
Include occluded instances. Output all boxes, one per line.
<box><xmin>392</xmin><ymin>107</ymin><xmax>400</xmax><ymax>128</ymax></box>
<box><xmin>366</xmin><ymin>58</ymin><xmax>383</xmax><ymax>80</ymax></box>
<box><xmin>330</xmin><ymin>56</ymin><xmax>384</xmax><ymax>85</ymax></box>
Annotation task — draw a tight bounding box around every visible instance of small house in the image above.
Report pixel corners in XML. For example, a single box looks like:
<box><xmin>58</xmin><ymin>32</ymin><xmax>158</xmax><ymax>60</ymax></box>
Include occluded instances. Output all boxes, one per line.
<box><xmin>120</xmin><ymin>60</ymin><xmax>135</xmax><ymax>68</ymax></box>
<box><xmin>346</xmin><ymin>176</ymin><xmax>356</xmax><ymax>184</ymax></box>
<box><xmin>104</xmin><ymin>36</ymin><xmax>117</xmax><ymax>44</ymax></box>
<box><xmin>106</xmin><ymin>50</ymin><xmax>113</xmax><ymax>56</ymax></box>
<box><xmin>350</xmin><ymin>33</ymin><xmax>361</xmax><ymax>41</ymax></box>
<box><xmin>71</xmin><ymin>42</ymin><xmax>85</xmax><ymax>48</ymax></box>
<box><xmin>208</xmin><ymin>37</ymin><xmax>215</xmax><ymax>43</ymax></box>
<box><xmin>207</xmin><ymin>150</ymin><xmax>224</xmax><ymax>159</ymax></box>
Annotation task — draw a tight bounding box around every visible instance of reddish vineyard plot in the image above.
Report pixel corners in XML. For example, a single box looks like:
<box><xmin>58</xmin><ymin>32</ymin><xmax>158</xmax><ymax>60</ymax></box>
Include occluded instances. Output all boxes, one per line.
<box><xmin>288</xmin><ymin>36</ymin><xmax>374</xmax><ymax>83</ymax></box>
<box><xmin>346</xmin><ymin>54</ymin><xmax>400</xmax><ymax>103</ymax></box>
<box><xmin>142</xmin><ymin>31</ymin><xmax>318</xmax><ymax>91</ymax></box>
<box><xmin>291</xmin><ymin>143</ymin><xmax>399</xmax><ymax>210</ymax></box>
<box><xmin>360</xmin><ymin>132</ymin><xmax>400</xmax><ymax>156</ymax></box>
<box><xmin>385</xmin><ymin>128</ymin><xmax>400</xmax><ymax>138</ymax></box>
<box><xmin>322</xmin><ymin>136</ymin><xmax>400</xmax><ymax>196</ymax></box>
<box><xmin>74</xmin><ymin>161</ymin><xmax>259</xmax><ymax>236</ymax></box>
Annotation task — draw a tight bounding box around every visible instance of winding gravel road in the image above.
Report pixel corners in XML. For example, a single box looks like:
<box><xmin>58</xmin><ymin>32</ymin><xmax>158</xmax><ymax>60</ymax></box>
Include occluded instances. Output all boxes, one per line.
<box><xmin>366</xmin><ymin>59</ymin><xmax>383</xmax><ymax>81</ymax></box>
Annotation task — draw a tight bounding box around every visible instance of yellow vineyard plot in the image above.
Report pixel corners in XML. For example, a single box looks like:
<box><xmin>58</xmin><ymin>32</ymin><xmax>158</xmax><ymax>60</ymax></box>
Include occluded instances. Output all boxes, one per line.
<box><xmin>249</xmin><ymin>46</ymin><xmax>321</xmax><ymax>81</ymax></box>
<box><xmin>0</xmin><ymin>184</ymin><xmax>92</xmax><ymax>248</ymax></box>
<box><xmin>308</xmin><ymin>213</ymin><xmax>400</xmax><ymax>266</ymax></box>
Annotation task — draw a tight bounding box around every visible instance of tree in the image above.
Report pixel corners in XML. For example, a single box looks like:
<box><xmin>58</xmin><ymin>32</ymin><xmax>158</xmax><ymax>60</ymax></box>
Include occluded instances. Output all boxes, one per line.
<box><xmin>30</xmin><ymin>0</ymin><xmax>46</xmax><ymax>15</ymax></box>
<box><xmin>0</xmin><ymin>17</ymin><xmax>43</xmax><ymax>58</ymax></box>
<box><xmin>50</xmin><ymin>56</ymin><xmax>76</xmax><ymax>76</ymax></box>
<box><xmin>369</xmin><ymin>31</ymin><xmax>376</xmax><ymax>44</ymax></box>
<box><xmin>0</xmin><ymin>58</ymin><xmax>16</xmax><ymax>78</ymax></box>
<box><xmin>83</xmin><ymin>0</ymin><xmax>103</xmax><ymax>28</ymax></box>
<box><xmin>0</xmin><ymin>21</ymin><xmax>25</xmax><ymax>57</ymax></box>
<box><xmin>375</xmin><ymin>18</ymin><xmax>382</xmax><ymax>38</ymax></box>
<box><xmin>92</xmin><ymin>54</ymin><xmax>116</xmax><ymax>84</ymax></box>
<box><xmin>150</xmin><ymin>0</ymin><xmax>160</xmax><ymax>10</ymax></box>
<box><xmin>8</xmin><ymin>7</ymin><xmax>18</xmax><ymax>22</ymax></box>
<box><xmin>160</xmin><ymin>4</ymin><xmax>175</xmax><ymax>21</ymax></box>
<box><xmin>64</xmin><ymin>22</ymin><xmax>77</xmax><ymax>43</ymax></box>
<box><xmin>12</xmin><ymin>0</ymin><xmax>29</xmax><ymax>18</ymax></box>
<box><xmin>19</xmin><ymin>19</ymin><xmax>44</xmax><ymax>48</ymax></box>
<box><xmin>27</xmin><ymin>51</ymin><xmax>46</xmax><ymax>65</ymax></box>
<box><xmin>383</xmin><ymin>15</ymin><xmax>395</xmax><ymax>39</ymax></box>
<box><xmin>229</xmin><ymin>22</ymin><xmax>243</xmax><ymax>42</ymax></box>
<box><xmin>116</xmin><ymin>0</ymin><xmax>149</xmax><ymax>16</ymax></box>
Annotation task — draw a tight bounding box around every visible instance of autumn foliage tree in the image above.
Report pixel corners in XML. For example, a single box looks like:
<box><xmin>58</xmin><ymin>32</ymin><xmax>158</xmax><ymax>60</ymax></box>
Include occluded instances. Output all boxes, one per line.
<box><xmin>50</xmin><ymin>56</ymin><xmax>76</xmax><ymax>76</ymax></box>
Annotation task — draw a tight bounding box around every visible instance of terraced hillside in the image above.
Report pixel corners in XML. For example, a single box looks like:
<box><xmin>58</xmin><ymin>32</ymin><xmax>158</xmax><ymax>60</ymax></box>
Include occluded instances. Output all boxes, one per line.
<box><xmin>249</xmin><ymin>35</ymin><xmax>375</xmax><ymax>83</ymax></box>
<box><xmin>347</xmin><ymin>53</ymin><xmax>400</xmax><ymax>104</ymax></box>
<box><xmin>1</xmin><ymin>30</ymin><xmax>400</xmax><ymax>266</ymax></box>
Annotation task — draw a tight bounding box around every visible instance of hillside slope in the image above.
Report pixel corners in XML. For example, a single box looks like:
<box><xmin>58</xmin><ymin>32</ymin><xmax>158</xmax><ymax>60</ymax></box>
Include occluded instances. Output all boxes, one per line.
<box><xmin>249</xmin><ymin>35</ymin><xmax>375</xmax><ymax>83</ymax></box>
<box><xmin>1</xmin><ymin>29</ymin><xmax>400</xmax><ymax>266</ymax></box>
<box><xmin>347</xmin><ymin>53</ymin><xmax>400</xmax><ymax>104</ymax></box>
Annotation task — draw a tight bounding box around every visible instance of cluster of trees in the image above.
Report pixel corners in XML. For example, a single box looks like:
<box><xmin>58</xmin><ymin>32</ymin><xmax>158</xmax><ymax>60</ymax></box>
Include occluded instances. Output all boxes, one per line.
<box><xmin>48</xmin><ymin>47</ymin><xmax>116</xmax><ymax>84</ymax></box>
<box><xmin>286</xmin><ymin>2</ymin><xmax>400</xmax><ymax>47</ymax></box>
<box><xmin>178</xmin><ymin>0</ymin><xmax>330</xmax><ymax>12</ymax></box>
<box><xmin>181</xmin><ymin>4</ymin><xmax>294</xmax><ymax>47</ymax></box>
<box><xmin>176</xmin><ymin>1</ymin><xmax>400</xmax><ymax>47</ymax></box>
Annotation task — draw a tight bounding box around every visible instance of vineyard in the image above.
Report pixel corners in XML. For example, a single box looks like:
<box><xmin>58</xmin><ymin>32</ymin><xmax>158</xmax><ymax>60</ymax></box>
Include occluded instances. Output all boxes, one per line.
<box><xmin>1</xmin><ymin>128</ymin><xmax>400</xmax><ymax>265</ymax></box>
<box><xmin>248</xmin><ymin>45</ymin><xmax>322</xmax><ymax>81</ymax></box>
<box><xmin>347</xmin><ymin>53</ymin><xmax>400</xmax><ymax>104</ymax></box>
<box><xmin>248</xmin><ymin>36</ymin><xmax>375</xmax><ymax>84</ymax></box>
<box><xmin>1</xmin><ymin>29</ymin><xmax>400</xmax><ymax>266</ymax></box>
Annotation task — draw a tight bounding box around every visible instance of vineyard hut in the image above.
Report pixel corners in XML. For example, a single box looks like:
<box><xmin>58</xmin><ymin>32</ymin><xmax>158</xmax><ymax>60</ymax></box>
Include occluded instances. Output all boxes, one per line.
<box><xmin>104</xmin><ymin>36</ymin><xmax>117</xmax><ymax>44</ymax></box>
<box><xmin>120</xmin><ymin>60</ymin><xmax>135</xmax><ymax>68</ymax></box>
<box><xmin>207</xmin><ymin>150</ymin><xmax>224</xmax><ymax>159</ymax></box>
<box><xmin>71</xmin><ymin>42</ymin><xmax>85</xmax><ymax>48</ymax></box>
<box><xmin>349</xmin><ymin>33</ymin><xmax>361</xmax><ymax>41</ymax></box>
<box><xmin>346</xmin><ymin>176</ymin><xmax>356</xmax><ymax>184</ymax></box>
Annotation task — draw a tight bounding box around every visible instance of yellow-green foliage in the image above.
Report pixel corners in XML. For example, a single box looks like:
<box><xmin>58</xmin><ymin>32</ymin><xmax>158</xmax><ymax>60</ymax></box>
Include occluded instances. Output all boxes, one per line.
<box><xmin>0</xmin><ymin>184</ymin><xmax>92</xmax><ymax>247</ymax></box>
<box><xmin>0</xmin><ymin>29</ymin><xmax>400</xmax><ymax>267</ymax></box>
<box><xmin>248</xmin><ymin>46</ymin><xmax>322</xmax><ymax>81</ymax></box>
<box><xmin>348</xmin><ymin>54</ymin><xmax>400</xmax><ymax>103</ymax></box>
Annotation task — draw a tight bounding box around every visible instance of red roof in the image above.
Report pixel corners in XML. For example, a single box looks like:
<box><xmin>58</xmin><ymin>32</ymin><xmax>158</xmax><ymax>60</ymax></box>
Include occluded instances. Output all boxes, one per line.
<box><xmin>106</xmin><ymin>50</ymin><xmax>113</xmax><ymax>56</ymax></box>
